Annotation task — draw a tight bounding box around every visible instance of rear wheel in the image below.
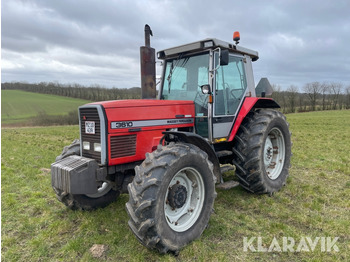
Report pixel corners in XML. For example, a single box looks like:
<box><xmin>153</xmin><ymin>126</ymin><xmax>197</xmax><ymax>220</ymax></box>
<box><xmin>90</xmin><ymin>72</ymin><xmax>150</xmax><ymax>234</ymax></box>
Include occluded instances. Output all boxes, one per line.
<box><xmin>232</xmin><ymin>109</ymin><xmax>291</xmax><ymax>194</ymax></box>
<box><xmin>53</xmin><ymin>140</ymin><xmax>120</xmax><ymax>210</ymax></box>
<box><xmin>126</xmin><ymin>143</ymin><xmax>217</xmax><ymax>254</ymax></box>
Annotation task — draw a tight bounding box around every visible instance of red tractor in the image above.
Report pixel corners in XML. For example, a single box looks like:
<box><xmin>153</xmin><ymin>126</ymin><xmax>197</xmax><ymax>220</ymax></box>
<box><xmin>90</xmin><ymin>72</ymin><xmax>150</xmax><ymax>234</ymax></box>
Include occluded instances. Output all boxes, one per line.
<box><xmin>51</xmin><ymin>26</ymin><xmax>291</xmax><ymax>254</ymax></box>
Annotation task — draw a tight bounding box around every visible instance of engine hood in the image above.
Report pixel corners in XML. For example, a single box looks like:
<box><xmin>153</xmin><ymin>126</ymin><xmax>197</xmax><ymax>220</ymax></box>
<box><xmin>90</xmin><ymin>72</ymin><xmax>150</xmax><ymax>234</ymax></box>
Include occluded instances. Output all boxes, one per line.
<box><xmin>89</xmin><ymin>99</ymin><xmax>195</xmax><ymax>134</ymax></box>
<box><xmin>91</xmin><ymin>99</ymin><xmax>193</xmax><ymax>109</ymax></box>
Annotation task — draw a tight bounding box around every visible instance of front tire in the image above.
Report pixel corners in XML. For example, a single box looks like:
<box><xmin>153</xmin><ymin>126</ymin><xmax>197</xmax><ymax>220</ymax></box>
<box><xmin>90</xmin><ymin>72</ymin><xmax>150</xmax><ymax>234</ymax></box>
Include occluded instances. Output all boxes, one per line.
<box><xmin>53</xmin><ymin>140</ymin><xmax>120</xmax><ymax>210</ymax></box>
<box><xmin>232</xmin><ymin>109</ymin><xmax>291</xmax><ymax>194</ymax></box>
<box><xmin>126</xmin><ymin>143</ymin><xmax>217</xmax><ymax>253</ymax></box>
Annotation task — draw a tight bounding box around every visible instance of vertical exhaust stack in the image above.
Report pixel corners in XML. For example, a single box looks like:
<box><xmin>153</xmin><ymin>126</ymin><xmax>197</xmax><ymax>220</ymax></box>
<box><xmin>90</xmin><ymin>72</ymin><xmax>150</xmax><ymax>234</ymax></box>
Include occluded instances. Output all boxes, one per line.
<box><xmin>140</xmin><ymin>24</ymin><xmax>156</xmax><ymax>99</ymax></box>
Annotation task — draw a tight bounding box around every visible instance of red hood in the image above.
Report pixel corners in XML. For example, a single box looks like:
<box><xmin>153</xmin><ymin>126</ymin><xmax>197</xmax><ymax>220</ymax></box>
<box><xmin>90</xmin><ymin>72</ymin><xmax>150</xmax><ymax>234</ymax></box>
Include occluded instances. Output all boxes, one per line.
<box><xmin>88</xmin><ymin>99</ymin><xmax>195</xmax><ymax>134</ymax></box>
<box><xmin>90</xmin><ymin>99</ymin><xmax>193</xmax><ymax>109</ymax></box>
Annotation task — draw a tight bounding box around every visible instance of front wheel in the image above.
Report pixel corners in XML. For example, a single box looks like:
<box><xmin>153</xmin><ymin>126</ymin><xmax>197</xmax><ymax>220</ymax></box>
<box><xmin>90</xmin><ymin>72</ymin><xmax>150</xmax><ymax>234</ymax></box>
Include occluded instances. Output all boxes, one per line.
<box><xmin>126</xmin><ymin>143</ymin><xmax>217</xmax><ymax>254</ymax></box>
<box><xmin>232</xmin><ymin>109</ymin><xmax>292</xmax><ymax>194</ymax></box>
<box><xmin>53</xmin><ymin>183</ymin><xmax>120</xmax><ymax>211</ymax></box>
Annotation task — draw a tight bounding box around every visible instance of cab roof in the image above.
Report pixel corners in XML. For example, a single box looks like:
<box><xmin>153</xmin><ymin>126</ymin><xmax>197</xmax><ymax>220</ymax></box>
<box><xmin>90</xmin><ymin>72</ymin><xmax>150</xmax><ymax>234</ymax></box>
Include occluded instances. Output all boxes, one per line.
<box><xmin>157</xmin><ymin>38</ymin><xmax>259</xmax><ymax>61</ymax></box>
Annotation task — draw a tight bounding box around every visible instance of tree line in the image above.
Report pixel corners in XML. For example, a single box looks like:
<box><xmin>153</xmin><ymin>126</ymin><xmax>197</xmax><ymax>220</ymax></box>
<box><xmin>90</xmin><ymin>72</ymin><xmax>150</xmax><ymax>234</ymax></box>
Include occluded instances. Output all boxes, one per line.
<box><xmin>2</xmin><ymin>81</ymin><xmax>350</xmax><ymax>114</ymax></box>
<box><xmin>270</xmin><ymin>81</ymin><xmax>350</xmax><ymax>113</ymax></box>
<box><xmin>1</xmin><ymin>82</ymin><xmax>141</xmax><ymax>101</ymax></box>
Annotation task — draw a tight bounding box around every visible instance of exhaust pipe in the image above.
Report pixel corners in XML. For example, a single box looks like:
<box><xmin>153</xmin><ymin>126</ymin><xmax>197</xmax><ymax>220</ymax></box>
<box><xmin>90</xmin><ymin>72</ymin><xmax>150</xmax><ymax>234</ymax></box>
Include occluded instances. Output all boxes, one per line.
<box><xmin>140</xmin><ymin>24</ymin><xmax>156</xmax><ymax>99</ymax></box>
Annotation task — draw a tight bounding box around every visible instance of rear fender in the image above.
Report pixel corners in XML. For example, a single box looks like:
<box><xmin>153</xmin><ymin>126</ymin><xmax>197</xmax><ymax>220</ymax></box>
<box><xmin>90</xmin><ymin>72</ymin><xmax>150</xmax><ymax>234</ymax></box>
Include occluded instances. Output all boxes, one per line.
<box><xmin>228</xmin><ymin>97</ymin><xmax>280</xmax><ymax>142</ymax></box>
<box><xmin>162</xmin><ymin>131</ymin><xmax>221</xmax><ymax>183</ymax></box>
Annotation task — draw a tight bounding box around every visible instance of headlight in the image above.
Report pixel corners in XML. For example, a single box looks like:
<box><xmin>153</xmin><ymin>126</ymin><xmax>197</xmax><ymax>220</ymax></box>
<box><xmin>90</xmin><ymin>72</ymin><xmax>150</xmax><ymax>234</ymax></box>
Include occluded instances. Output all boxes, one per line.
<box><xmin>83</xmin><ymin>141</ymin><xmax>90</xmax><ymax>150</ymax></box>
<box><xmin>94</xmin><ymin>143</ymin><xmax>101</xmax><ymax>152</ymax></box>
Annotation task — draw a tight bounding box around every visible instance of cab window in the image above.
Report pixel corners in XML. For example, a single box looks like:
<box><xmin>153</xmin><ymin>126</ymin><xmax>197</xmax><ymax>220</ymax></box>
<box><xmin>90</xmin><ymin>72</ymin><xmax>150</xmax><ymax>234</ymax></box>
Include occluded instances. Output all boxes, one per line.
<box><xmin>215</xmin><ymin>55</ymin><xmax>247</xmax><ymax>116</ymax></box>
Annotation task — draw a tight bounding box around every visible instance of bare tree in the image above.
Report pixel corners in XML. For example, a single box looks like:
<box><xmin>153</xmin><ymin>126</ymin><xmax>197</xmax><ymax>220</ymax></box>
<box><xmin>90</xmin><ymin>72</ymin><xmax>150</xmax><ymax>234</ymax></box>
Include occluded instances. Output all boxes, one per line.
<box><xmin>303</xmin><ymin>82</ymin><xmax>322</xmax><ymax>111</ymax></box>
<box><xmin>345</xmin><ymin>86</ymin><xmax>350</xmax><ymax>109</ymax></box>
<box><xmin>286</xmin><ymin>85</ymin><xmax>299</xmax><ymax>113</ymax></box>
<box><xmin>321</xmin><ymin>82</ymin><xmax>330</xmax><ymax>110</ymax></box>
<box><xmin>298</xmin><ymin>92</ymin><xmax>305</xmax><ymax>112</ymax></box>
<box><xmin>271</xmin><ymin>84</ymin><xmax>285</xmax><ymax>110</ymax></box>
<box><xmin>329</xmin><ymin>82</ymin><xmax>343</xmax><ymax>110</ymax></box>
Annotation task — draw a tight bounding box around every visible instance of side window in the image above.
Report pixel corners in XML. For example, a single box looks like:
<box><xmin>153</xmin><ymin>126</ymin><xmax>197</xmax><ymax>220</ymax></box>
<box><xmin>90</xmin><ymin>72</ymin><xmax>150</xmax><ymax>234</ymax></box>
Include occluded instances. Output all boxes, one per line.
<box><xmin>215</xmin><ymin>55</ymin><xmax>247</xmax><ymax>115</ymax></box>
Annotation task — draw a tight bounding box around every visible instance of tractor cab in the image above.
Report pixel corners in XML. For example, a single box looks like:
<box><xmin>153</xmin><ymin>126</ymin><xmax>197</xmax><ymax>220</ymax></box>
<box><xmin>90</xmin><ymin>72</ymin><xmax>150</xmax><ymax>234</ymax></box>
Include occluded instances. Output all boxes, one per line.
<box><xmin>157</xmin><ymin>37</ymin><xmax>259</xmax><ymax>143</ymax></box>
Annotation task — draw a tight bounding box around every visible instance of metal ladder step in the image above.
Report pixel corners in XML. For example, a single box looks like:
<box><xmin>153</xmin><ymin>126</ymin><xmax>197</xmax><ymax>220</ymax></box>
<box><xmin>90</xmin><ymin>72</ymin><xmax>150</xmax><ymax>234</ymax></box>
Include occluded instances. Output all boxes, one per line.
<box><xmin>216</xmin><ymin>150</ymin><xmax>233</xmax><ymax>158</ymax></box>
<box><xmin>216</xmin><ymin>180</ymin><xmax>240</xmax><ymax>190</ymax></box>
<box><xmin>220</xmin><ymin>164</ymin><xmax>236</xmax><ymax>174</ymax></box>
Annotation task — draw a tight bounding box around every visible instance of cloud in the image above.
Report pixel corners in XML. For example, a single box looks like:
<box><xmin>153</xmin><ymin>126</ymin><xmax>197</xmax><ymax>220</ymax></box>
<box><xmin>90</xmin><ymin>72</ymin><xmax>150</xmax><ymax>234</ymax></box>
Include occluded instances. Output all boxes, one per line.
<box><xmin>2</xmin><ymin>0</ymin><xmax>350</xmax><ymax>89</ymax></box>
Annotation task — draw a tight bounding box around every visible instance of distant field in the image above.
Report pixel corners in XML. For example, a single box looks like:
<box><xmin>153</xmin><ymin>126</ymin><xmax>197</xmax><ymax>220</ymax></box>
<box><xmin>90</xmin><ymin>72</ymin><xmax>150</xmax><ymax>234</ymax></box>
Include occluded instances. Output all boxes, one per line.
<box><xmin>1</xmin><ymin>110</ymin><xmax>349</xmax><ymax>261</ymax></box>
<box><xmin>1</xmin><ymin>90</ymin><xmax>90</xmax><ymax>125</ymax></box>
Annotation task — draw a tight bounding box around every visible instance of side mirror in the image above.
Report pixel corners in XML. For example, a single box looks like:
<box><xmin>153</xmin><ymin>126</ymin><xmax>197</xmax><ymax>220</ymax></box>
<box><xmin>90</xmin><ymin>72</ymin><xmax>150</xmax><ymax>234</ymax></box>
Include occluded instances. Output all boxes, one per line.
<box><xmin>220</xmin><ymin>49</ymin><xmax>229</xmax><ymax>66</ymax></box>
<box><xmin>201</xmin><ymin>84</ymin><xmax>211</xmax><ymax>94</ymax></box>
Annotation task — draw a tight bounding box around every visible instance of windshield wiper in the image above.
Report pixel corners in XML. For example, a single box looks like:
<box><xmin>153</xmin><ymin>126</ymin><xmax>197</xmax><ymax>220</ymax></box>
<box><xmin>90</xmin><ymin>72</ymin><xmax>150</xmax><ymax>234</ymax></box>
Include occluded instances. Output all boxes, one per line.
<box><xmin>166</xmin><ymin>55</ymin><xmax>187</xmax><ymax>94</ymax></box>
<box><xmin>167</xmin><ymin>62</ymin><xmax>174</xmax><ymax>93</ymax></box>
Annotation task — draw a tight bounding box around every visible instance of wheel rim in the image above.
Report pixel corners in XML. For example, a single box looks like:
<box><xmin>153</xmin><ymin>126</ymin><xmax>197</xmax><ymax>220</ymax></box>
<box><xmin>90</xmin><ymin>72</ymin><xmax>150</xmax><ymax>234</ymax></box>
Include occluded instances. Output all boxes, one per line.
<box><xmin>164</xmin><ymin>167</ymin><xmax>205</xmax><ymax>232</ymax></box>
<box><xmin>85</xmin><ymin>182</ymin><xmax>112</xmax><ymax>198</ymax></box>
<box><xmin>264</xmin><ymin>127</ymin><xmax>286</xmax><ymax>180</ymax></box>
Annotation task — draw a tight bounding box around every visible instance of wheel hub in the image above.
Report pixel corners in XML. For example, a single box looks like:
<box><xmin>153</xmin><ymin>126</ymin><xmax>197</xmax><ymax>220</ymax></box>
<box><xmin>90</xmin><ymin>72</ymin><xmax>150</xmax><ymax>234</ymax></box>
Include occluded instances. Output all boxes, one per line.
<box><xmin>167</xmin><ymin>184</ymin><xmax>187</xmax><ymax>209</ymax></box>
<box><xmin>264</xmin><ymin>137</ymin><xmax>273</xmax><ymax>165</ymax></box>
<box><xmin>164</xmin><ymin>167</ymin><xmax>205</xmax><ymax>232</ymax></box>
<box><xmin>264</xmin><ymin>128</ymin><xmax>286</xmax><ymax>180</ymax></box>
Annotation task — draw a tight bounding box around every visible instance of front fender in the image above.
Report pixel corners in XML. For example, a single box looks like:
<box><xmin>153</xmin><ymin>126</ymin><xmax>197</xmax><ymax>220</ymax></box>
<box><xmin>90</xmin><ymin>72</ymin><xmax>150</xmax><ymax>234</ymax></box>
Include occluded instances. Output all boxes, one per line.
<box><xmin>161</xmin><ymin>131</ymin><xmax>221</xmax><ymax>183</ymax></box>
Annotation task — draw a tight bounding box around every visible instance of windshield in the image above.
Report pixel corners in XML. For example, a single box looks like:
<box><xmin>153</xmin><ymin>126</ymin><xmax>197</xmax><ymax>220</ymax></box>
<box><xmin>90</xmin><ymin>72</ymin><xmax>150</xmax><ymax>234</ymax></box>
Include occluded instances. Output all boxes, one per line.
<box><xmin>161</xmin><ymin>52</ymin><xmax>209</xmax><ymax>102</ymax></box>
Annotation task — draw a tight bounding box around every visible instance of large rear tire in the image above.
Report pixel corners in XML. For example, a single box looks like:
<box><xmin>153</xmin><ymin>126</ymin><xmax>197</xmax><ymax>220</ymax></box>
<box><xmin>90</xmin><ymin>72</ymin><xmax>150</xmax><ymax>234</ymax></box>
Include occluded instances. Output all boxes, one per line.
<box><xmin>53</xmin><ymin>140</ymin><xmax>120</xmax><ymax>210</ymax></box>
<box><xmin>232</xmin><ymin>109</ymin><xmax>291</xmax><ymax>194</ymax></box>
<box><xmin>126</xmin><ymin>143</ymin><xmax>217</xmax><ymax>254</ymax></box>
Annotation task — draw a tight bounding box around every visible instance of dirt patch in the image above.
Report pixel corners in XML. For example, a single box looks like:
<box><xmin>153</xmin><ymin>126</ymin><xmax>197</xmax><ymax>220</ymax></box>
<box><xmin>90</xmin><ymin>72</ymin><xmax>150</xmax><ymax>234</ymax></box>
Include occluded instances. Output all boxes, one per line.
<box><xmin>90</xmin><ymin>244</ymin><xmax>108</xmax><ymax>258</ymax></box>
<box><xmin>40</xmin><ymin>168</ymin><xmax>51</xmax><ymax>174</ymax></box>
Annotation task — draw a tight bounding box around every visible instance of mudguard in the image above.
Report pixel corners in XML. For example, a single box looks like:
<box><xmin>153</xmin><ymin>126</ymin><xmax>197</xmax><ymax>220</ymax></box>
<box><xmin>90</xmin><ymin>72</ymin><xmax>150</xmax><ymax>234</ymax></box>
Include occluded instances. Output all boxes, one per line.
<box><xmin>228</xmin><ymin>97</ymin><xmax>280</xmax><ymax>142</ymax></box>
<box><xmin>162</xmin><ymin>131</ymin><xmax>221</xmax><ymax>183</ymax></box>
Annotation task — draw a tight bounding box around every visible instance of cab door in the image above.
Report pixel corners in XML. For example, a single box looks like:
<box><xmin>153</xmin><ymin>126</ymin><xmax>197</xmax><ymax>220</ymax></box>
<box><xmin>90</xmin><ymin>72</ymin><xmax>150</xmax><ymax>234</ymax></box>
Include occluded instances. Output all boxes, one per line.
<box><xmin>213</xmin><ymin>54</ymin><xmax>248</xmax><ymax>139</ymax></box>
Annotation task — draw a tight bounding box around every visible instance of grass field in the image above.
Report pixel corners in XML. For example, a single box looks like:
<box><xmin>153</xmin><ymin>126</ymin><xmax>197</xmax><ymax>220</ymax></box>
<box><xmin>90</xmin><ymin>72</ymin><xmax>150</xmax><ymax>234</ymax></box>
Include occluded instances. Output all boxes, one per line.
<box><xmin>1</xmin><ymin>90</ymin><xmax>90</xmax><ymax>125</ymax></box>
<box><xmin>1</xmin><ymin>110</ymin><xmax>350</xmax><ymax>261</ymax></box>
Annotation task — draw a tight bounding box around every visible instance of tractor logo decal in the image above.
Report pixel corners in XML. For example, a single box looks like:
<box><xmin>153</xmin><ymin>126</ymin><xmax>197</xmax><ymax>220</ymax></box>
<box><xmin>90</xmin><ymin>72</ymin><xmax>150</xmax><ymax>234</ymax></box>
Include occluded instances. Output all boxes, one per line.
<box><xmin>111</xmin><ymin>118</ymin><xmax>194</xmax><ymax>129</ymax></box>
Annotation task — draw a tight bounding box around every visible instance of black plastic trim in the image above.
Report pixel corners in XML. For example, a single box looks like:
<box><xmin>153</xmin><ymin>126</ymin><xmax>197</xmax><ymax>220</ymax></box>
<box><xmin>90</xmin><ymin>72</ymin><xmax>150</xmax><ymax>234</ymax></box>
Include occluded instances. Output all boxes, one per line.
<box><xmin>213</xmin><ymin>116</ymin><xmax>234</xmax><ymax>123</ymax></box>
<box><xmin>100</xmin><ymin>105</ymin><xmax>109</xmax><ymax>166</ymax></box>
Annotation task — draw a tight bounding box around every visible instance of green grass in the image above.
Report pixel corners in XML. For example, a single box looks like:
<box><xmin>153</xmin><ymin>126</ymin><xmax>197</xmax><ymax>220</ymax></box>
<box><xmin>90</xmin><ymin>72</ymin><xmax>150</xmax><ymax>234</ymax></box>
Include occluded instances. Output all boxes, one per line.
<box><xmin>2</xmin><ymin>110</ymin><xmax>350</xmax><ymax>261</ymax></box>
<box><xmin>1</xmin><ymin>90</ymin><xmax>90</xmax><ymax>125</ymax></box>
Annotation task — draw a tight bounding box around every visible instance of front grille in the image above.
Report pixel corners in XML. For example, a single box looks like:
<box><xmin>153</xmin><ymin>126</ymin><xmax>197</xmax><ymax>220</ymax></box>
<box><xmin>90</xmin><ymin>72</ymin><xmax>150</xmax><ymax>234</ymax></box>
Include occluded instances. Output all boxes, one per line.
<box><xmin>80</xmin><ymin>107</ymin><xmax>102</xmax><ymax>163</ymax></box>
<box><xmin>110</xmin><ymin>135</ymin><xmax>137</xmax><ymax>158</ymax></box>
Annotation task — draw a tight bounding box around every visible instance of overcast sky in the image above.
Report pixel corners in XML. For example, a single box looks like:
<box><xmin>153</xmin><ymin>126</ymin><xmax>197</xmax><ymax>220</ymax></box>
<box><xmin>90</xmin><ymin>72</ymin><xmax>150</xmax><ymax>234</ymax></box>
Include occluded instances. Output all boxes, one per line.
<box><xmin>2</xmin><ymin>0</ymin><xmax>350</xmax><ymax>90</ymax></box>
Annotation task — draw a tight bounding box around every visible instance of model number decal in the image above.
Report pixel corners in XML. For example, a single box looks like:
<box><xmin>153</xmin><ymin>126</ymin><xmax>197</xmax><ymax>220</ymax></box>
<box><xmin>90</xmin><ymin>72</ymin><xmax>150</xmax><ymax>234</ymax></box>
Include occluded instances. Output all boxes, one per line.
<box><xmin>112</xmin><ymin>121</ymin><xmax>134</xmax><ymax>129</ymax></box>
<box><xmin>111</xmin><ymin>118</ymin><xmax>194</xmax><ymax>129</ymax></box>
